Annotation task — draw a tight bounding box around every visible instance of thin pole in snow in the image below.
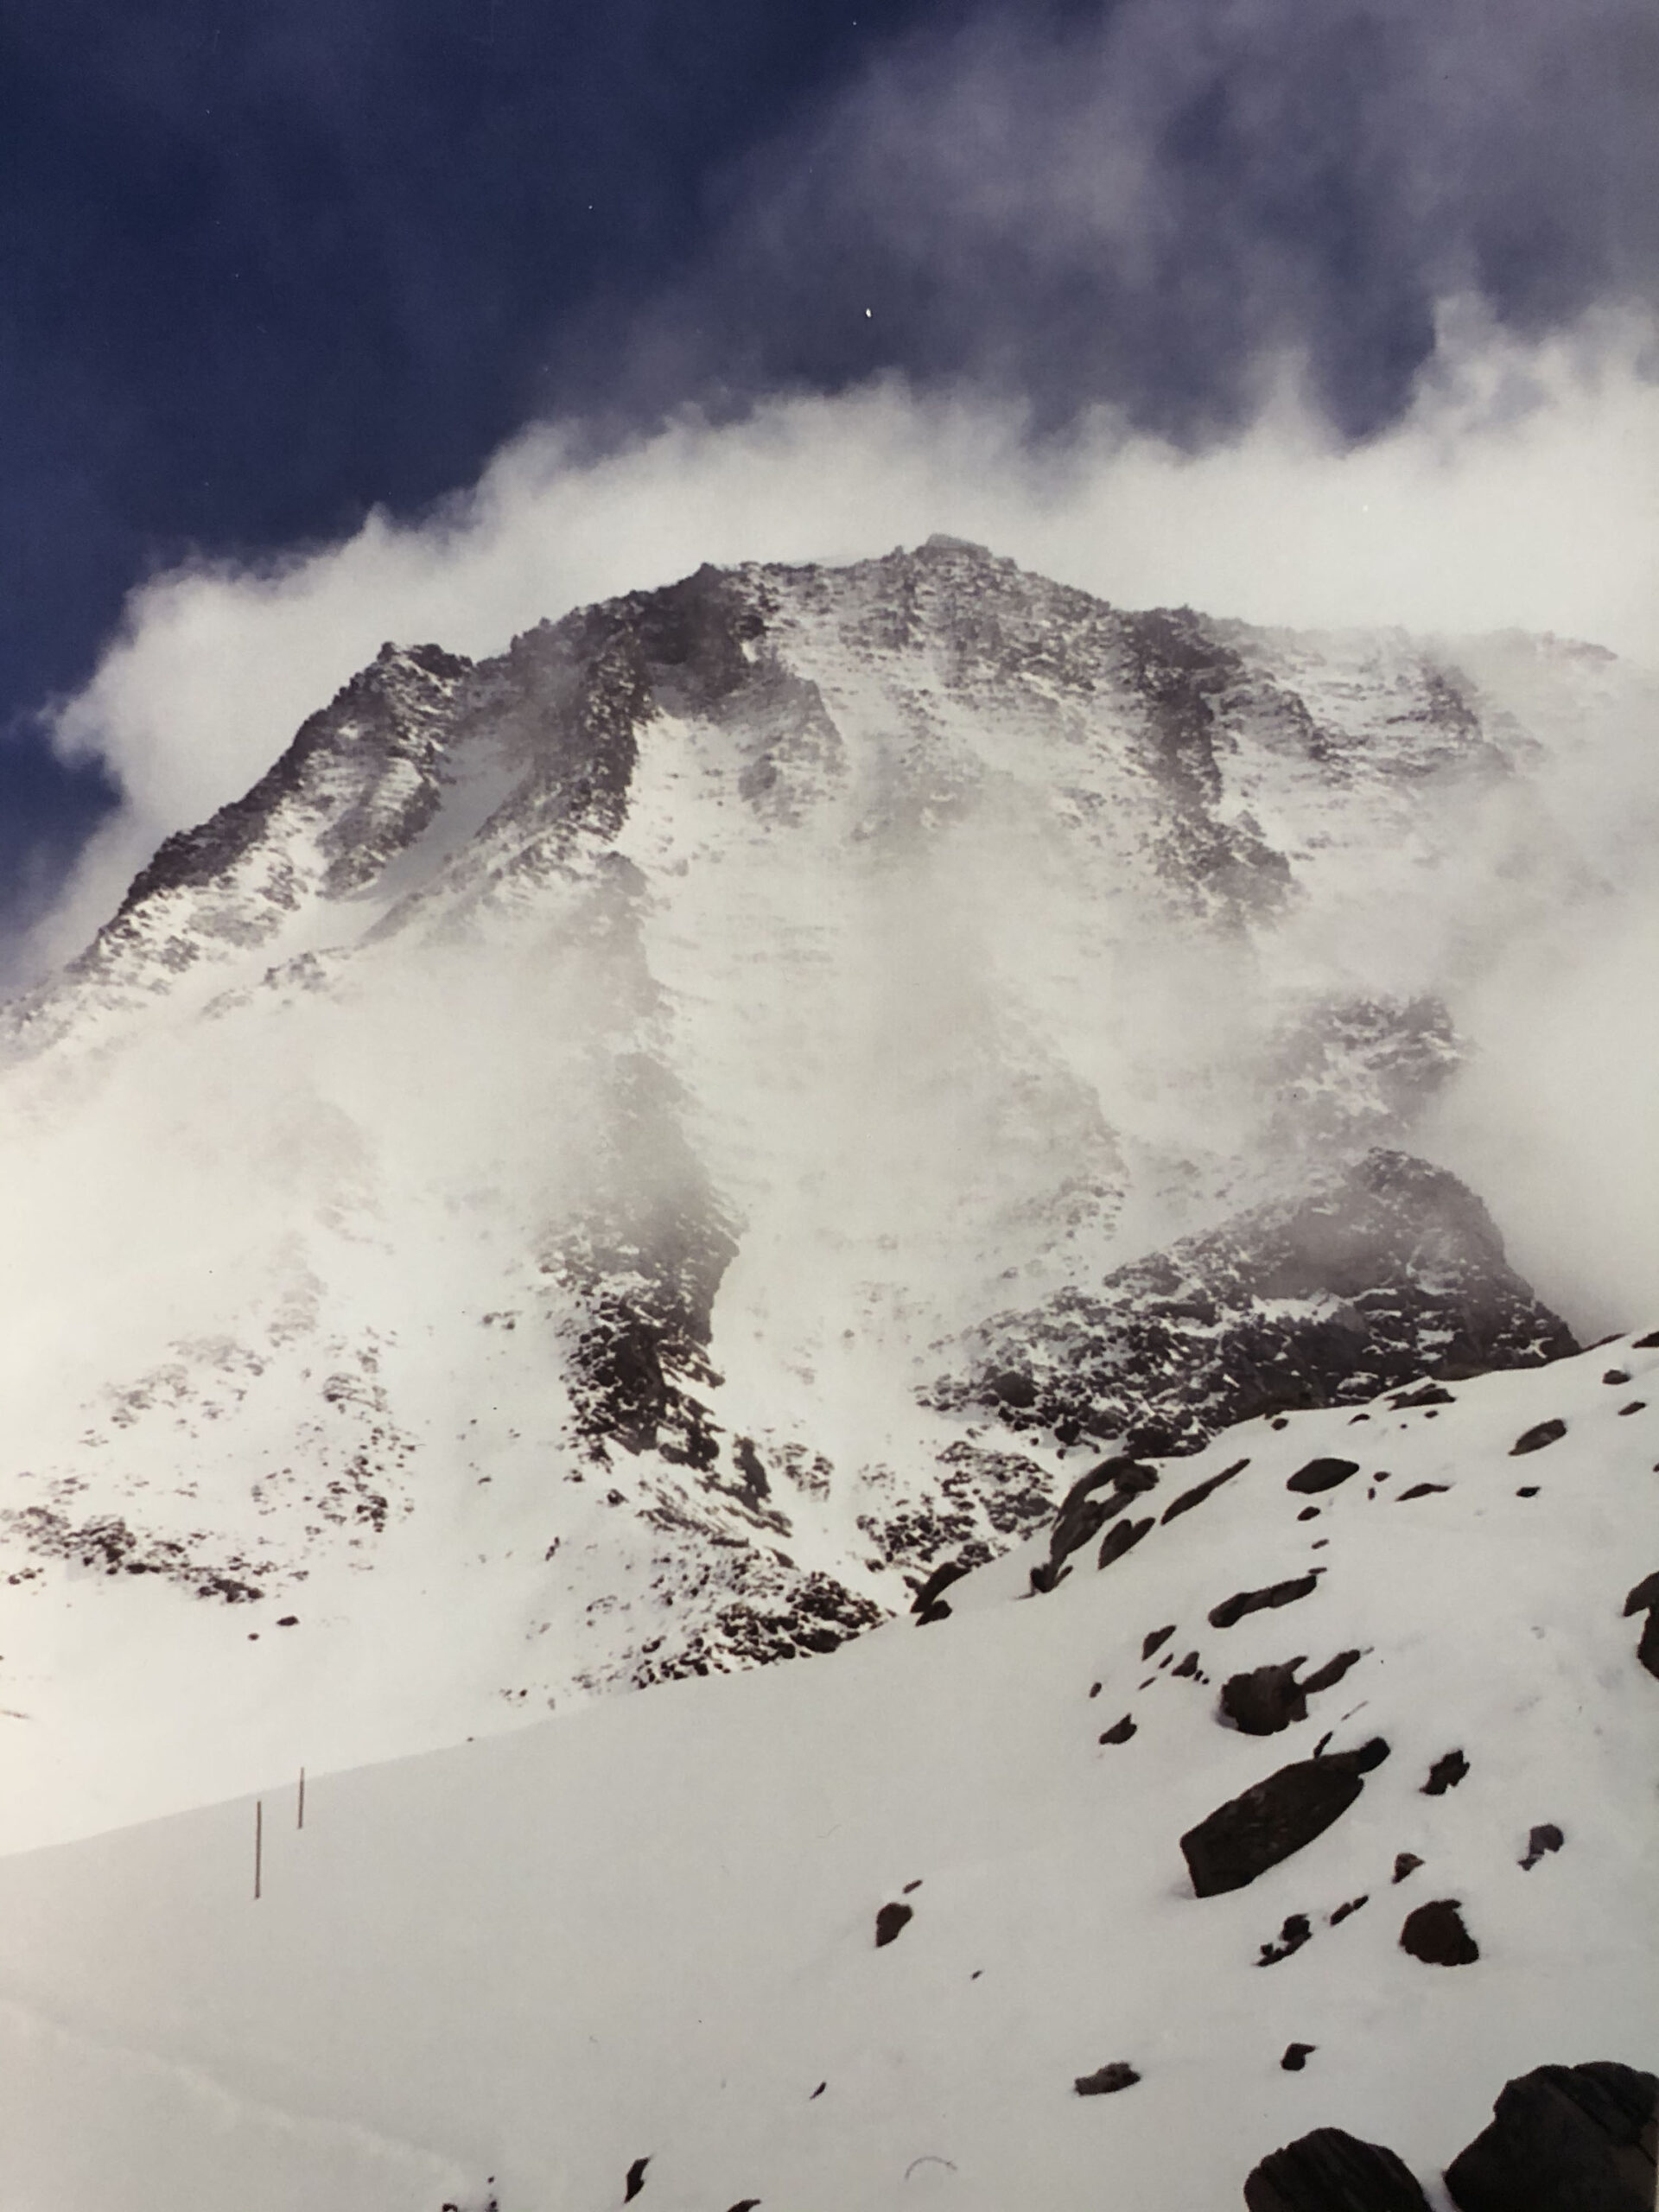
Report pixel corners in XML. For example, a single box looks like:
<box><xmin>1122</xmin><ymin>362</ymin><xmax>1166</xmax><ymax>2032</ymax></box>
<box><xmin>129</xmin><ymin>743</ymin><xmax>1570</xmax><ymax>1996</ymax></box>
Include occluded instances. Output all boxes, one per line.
<box><xmin>254</xmin><ymin>1799</ymin><xmax>264</xmax><ymax>1902</ymax></box>
<box><xmin>297</xmin><ymin>1767</ymin><xmax>306</xmax><ymax>1831</ymax></box>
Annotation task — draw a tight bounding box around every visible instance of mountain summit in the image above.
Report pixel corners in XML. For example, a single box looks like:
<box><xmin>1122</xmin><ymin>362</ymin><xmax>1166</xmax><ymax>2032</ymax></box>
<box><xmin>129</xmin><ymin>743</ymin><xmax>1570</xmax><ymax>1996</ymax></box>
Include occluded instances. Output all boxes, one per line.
<box><xmin>0</xmin><ymin>539</ymin><xmax>1634</xmax><ymax>1847</ymax></box>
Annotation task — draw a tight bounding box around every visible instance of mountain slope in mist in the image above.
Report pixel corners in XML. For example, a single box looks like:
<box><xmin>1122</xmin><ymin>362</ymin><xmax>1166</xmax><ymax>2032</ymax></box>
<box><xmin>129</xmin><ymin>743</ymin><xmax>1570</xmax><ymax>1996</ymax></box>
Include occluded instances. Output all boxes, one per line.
<box><xmin>0</xmin><ymin>537</ymin><xmax>1647</xmax><ymax>1848</ymax></box>
<box><xmin>0</xmin><ymin>1332</ymin><xmax>1653</xmax><ymax>2210</ymax></box>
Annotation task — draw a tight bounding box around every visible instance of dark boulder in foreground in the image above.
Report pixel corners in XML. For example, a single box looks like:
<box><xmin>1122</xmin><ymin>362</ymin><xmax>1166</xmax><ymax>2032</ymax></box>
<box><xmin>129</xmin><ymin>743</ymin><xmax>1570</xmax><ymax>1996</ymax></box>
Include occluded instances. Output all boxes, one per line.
<box><xmin>1243</xmin><ymin>2126</ymin><xmax>1432</xmax><ymax>2210</ymax></box>
<box><xmin>1181</xmin><ymin>1739</ymin><xmax>1389</xmax><ymax>1896</ymax></box>
<box><xmin>1444</xmin><ymin>2061</ymin><xmax>1659</xmax><ymax>2212</ymax></box>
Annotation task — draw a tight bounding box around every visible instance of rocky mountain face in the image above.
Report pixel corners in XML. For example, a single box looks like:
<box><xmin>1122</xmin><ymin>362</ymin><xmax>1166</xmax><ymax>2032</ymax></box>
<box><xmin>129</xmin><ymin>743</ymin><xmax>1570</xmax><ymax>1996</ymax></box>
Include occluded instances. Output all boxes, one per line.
<box><xmin>0</xmin><ymin>537</ymin><xmax>1640</xmax><ymax>1847</ymax></box>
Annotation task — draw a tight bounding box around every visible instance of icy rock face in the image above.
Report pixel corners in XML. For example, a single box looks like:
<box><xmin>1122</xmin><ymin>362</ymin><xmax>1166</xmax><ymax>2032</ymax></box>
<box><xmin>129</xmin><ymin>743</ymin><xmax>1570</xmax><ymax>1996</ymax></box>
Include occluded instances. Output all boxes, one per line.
<box><xmin>934</xmin><ymin>1149</ymin><xmax>1577</xmax><ymax>1455</ymax></box>
<box><xmin>0</xmin><ymin>538</ymin><xmax>1629</xmax><ymax>1844</ymax></box>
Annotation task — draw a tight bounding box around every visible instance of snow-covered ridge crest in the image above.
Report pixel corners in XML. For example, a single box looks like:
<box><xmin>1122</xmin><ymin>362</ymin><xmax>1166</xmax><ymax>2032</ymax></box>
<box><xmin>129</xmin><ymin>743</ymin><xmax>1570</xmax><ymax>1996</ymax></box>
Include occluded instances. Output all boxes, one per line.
<box><xmin>0</xmin><ymin>539</ymin><xmax>1645</xmax><ymax>1853</ymax></box>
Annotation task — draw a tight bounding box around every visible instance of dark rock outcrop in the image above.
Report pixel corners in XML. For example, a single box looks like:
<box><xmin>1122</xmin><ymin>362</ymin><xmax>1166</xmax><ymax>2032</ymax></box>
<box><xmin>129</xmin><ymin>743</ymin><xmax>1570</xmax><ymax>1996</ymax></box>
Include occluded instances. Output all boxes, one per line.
<box><xmin>1287</xmin><ymin>1458</ymin><xmax>1360</xmax><ymax>1494</ymax></box>
<box><xmin>933</xmin><ymin>1153</ymin><xmax>1577</xmax><ymax>1455</ymax></box>
<box><xmin>1099</xmin><ymin>1515</ymin><xmax>1154</xmax><ymax>1570</ymax></box>
<box><xmin>1421</xmin><ymin>1751</ymin><xmax>1470</xmax><ymax>1796</ymax></box>
<box><xmin>1444</xmin><ymin>2061</ymin><xmax>1658</xmax><ymax>2212</ymax></box>
<box><xmin>1221</xmin><ymin>1649</ymin><xmax>1361</xmax><ymax>1734</ymax></box>
<box><xmin>909</xmin><ymin>1558</ymin><xmax>972</xmax><ymax>1624</ymax></box>
<box><xmin>1623</xmin><ymin>1573</ymin><xmax>1659</xmax><ymax>1680</ymax></box>
<box><xmin>1510</xmin><ymin>1419</ymin><xmax>1567</xmax><ymax>1455</ymax></box>
<box><xmin>1099</xmin><ymin>1714</ymin><xmax>1137</xmax><ymax>1745</ymax></box>
<box><xmin>1243</xmin><ymin>2126</ymin><xmax>1432</xmax><ymax>2210</ymax></box>
<box><xmin>1180</xmin><ymin>1738</ymin><xmax>1389</xmax><ymax>1896</ymax></box>
<box><xmin>1162</xmin><ymin>1458</ymin><xmax>1250</xmax><ymax>1523</ymax></box>
<box><xmin>1075</xmin><ymin>2062</ymin><xmax>1141</xmax><ymax>2095</ymax></box>
<box><xmin>1399</xmin><ymin>1898</ymin><xmax>1478</xmax><ymax>1966</ymax></box>
<box><xmin>874</xmin><ymin>1902</ymin><xmax>913</xmax><ymax>1948</ymax></box>
<box><xmin>1520</xmin><ymin>1823</ymin><xmax>1564</xmax><ymax>1870</ymax></box>
<box><xmin>1257</xmin><ymin>1913</ymin><xmax>1313</xmax><ymax>1965</ymax></box>
<box><xmin>1210</xmin><ymin>1573</ymin><xmax>1320</xmax><ymax>1630</ymax></box>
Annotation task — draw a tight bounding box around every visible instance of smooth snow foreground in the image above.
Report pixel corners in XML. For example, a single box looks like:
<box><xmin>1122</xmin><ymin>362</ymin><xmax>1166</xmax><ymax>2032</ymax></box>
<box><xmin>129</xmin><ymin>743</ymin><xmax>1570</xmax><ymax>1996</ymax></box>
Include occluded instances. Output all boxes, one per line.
<box><xmin>0</xmin><ymin>1336</ymin><xmax>1655</xmax><ymax>2210</ymax></box>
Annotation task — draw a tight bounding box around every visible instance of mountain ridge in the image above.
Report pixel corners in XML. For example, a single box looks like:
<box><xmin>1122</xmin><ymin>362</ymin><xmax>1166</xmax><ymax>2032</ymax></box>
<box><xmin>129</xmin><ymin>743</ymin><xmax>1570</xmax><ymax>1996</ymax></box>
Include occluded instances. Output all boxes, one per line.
<box><xmin>0</xmin><ymin>537</ymin><xmax>1640</xmax><ymax>1851</ymax></box>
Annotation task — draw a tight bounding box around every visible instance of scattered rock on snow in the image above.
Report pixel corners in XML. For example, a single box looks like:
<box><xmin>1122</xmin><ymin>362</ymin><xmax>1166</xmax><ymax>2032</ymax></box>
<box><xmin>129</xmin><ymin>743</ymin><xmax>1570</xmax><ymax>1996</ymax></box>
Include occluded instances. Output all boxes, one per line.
<box><xmin>1286</xmin><ymin>1458</ymin><xmax>1360</xmax><ymax>1495</ymax></box>
<box><xmin>1519</xmin><ymin>1823</ymin><xmax>1564</xmax><ymax>1870</ymax></box>
<box><xmin>1210</xmin><ymin>1574</ymin><xmax>1320</xmax><ymax>1630</ymax></box>
<box><xmin>1421</xmin><ymin>1750</ymin><xmax>1470</xmax><ymax>1795</ymax></box>
<box><xmin>1221</xmin><ymin>1661</ymin><xmax>1310</xmax><ymax>1734</ymax></box>
<box><xmin>1075</xmin><ymin>2062</ymin><xmax>1141</xmax><ymax>2095</ymax></box>
<box><xmin>1220</xmin><ymin>1649</ymin><xmax>1362</xmax><ymax>1734</ymax></box>
<box><xmin>1399</xmin><ymin>1898</ymin><xmax>1479</xmax><ymax>1966</ymax></box>
<box><xmin>1396</xmin><ymin>1483</ymin><xmax>1450</xmax><ymax>1500</ymax></box>
<box><xmin>1281</xmin><ymin>2043</ymin><xmax>1316</xmax><ymax>2071</ymax></box>
<box><xmin>1510</xmin><ymin>1419</ymin><xmax>1567</xmax><ymax>1455</ymax></box>
<box><xmin>1393</xmin><ymin>1853</ymin><xmax>1423</xmax><ymax>1883</ymax></box>
<box><xmin>909</xmin><ymin>1558</ymin><xmax>971</xmax><ymax>1623</ymax></box>
<box><xmin>624</xmin><ymin>2155</ymin><xmax>651</xmax><ymax>2202</ymax></box>
<box><xmin>1099</xmin><ymin>1714</ymin><xmax>1136</xmax><ymax>1745</ymax></box>
<box><xmin>1161</xmin><ymin>1458</ymin><xmax>1250</xmax><ymax>1524</ymax></box>
<box><xmin>1328</xmin><ymin>1894</ymin><xmax>1368</xmax><ymax>1925</ymax></box>
<box><xmin>1242</xmin><ymin>2125</ymin><xmax>1433</xmax><ymax>2210</ymax></box>
<box><xmin>1257</xmin><ymin>1913</ymin><xmax>1313</xmax><ymax>1965</ymax></box>
<box><xmin>1046</xmin><ymin>1460</ymin><xmax>1160</xmax><ymax>1571</ymax></box>
<box><xmin>874</xmin><ymin>1902</ymin><xmax>913</xmax><ymax>1948</ymax></box>
<box><xmin>1142</xmin><ymin>1624</ymin><xmax>1176</xmax><ymax>1658</ymax></box>
<box><xmin>1623</xmin><ymin>1573</ymin><xmax>1659</xmax><ymax>1680</ymax></box>
<box><xmin>1099</xmin><ymin>1516</ymin><xmax>1154</xmax><ymax>1570</ymax></box>
<box><xmin>1180</xmin><ymin>1738</ymin><xmax>1390</xmax><ymax>1897</ymax></box>
<box><xmin>1442</xmin><ymin>2060</ymin><xmax>1659</xmax><ymax>2212</ymax></box>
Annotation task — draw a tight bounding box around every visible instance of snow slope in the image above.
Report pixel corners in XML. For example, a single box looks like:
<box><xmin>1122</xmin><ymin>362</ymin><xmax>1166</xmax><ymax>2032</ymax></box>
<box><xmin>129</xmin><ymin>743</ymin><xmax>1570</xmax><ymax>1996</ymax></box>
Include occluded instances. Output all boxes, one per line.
<box><xmin>0</xmin><ymin>1332</ymin><xmax>1652</xmax><ymax>2210</ymax></box>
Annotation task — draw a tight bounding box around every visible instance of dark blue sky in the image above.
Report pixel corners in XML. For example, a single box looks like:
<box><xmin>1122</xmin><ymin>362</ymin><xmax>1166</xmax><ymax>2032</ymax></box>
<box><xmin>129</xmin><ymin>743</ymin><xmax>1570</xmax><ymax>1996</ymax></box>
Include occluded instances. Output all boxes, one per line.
<box><xmin>2</xmin><ymin>0</ymin><xmax>1653</xmax><ymax>946</ymax></box>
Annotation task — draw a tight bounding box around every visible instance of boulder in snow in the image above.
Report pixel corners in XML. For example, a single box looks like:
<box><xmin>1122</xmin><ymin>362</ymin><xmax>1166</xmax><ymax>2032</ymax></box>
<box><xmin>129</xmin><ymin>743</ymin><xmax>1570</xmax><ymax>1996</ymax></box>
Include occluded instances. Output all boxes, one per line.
<box><xmin>1442</xmin><ymin>2060</ymin><xmax>1658</xmax><ymax>2212</ymax></box>
<box><xmin>1242</xmin><ymin>2125</ymin><xmax>1432</xmax><ymax>2209</ymax></box>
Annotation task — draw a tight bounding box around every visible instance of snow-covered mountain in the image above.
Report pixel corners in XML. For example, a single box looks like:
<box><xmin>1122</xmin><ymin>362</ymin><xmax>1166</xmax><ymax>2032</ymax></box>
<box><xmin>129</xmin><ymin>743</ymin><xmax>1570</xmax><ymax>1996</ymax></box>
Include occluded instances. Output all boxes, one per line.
<box><xmin>0</xmin><ymin>1332</ymin><xmax>1653</xmax><ymax>2209</ymax></box>
<box><xmin>0</xmin><ymin>537</ymin><xmax>1650</xmax><ymax>1850</ymax></box>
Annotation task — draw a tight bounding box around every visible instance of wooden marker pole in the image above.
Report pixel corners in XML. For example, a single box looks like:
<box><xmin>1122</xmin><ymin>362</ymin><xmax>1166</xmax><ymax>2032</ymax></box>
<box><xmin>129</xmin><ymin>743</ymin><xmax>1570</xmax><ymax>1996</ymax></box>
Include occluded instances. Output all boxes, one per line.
<box><xmin>297</xmin><ymin>1767</ymin><xmax>306</xmax><ymax>1831</ymax></box>
<box><xmin>254</xmin><ymin>1799</ymin><xmax>264</xmax><ymax>1902</ymax></box>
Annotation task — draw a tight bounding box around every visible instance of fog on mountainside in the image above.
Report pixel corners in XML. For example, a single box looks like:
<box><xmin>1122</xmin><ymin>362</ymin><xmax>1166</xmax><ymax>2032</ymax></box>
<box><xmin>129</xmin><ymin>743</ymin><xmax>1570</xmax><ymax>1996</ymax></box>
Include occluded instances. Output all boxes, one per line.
<box><xmin>0</xmin><ymin>539</ymin><xmax>1650</xmax><ymax>1856</ymax></box>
